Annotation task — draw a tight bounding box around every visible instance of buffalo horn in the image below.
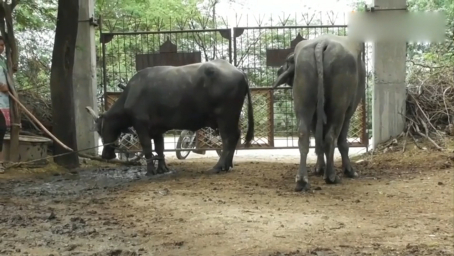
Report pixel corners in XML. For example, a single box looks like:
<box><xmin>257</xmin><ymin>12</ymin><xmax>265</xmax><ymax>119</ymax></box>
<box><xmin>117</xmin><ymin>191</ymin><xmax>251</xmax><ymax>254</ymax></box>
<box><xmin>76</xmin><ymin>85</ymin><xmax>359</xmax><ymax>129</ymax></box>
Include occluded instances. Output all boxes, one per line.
<box><xmin>85</xmin><ymin>106</ymin><xmax>99</xmax><ymax>119</ymax></box>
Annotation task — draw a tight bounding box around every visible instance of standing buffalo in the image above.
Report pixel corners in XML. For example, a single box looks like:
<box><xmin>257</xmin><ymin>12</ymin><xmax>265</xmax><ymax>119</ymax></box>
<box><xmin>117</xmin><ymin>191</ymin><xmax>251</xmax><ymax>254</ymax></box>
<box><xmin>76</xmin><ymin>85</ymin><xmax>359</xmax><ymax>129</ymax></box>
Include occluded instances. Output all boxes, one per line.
<box><xmin>86</xmin><ymin>59</ymin><xmax>254</xmax><ymax>176</ymax></box>
<box><xmin>272</xmin><ymin>34</ymin><xmax>366</xmax><ymax>191</ymax></box>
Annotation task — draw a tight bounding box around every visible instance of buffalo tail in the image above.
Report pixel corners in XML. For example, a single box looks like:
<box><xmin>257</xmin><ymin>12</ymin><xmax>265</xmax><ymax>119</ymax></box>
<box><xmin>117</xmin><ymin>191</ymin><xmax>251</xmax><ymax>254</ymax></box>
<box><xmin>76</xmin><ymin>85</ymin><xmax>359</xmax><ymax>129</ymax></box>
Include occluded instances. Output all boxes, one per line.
<box><xmin>244</xmin><ymin>73</ymin><xmax>254</xmax><ymax>147</ymax></box>
<box><xmin>314</xmin><ymin>40</ymin><xmax>328</xmax><ymax>156</ymax></box>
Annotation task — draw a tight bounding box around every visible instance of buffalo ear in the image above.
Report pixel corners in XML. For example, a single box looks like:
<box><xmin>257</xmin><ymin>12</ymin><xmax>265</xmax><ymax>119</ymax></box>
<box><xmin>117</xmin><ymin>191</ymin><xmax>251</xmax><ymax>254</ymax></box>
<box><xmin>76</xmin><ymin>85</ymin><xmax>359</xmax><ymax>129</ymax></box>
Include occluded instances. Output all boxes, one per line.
<box><xmin>272</xmin><ymin>55</ymin><xmax>295</xmax><ymax>88</ymax></box>
<box><xmin>277</xmin><ymin>66</ymin><xmax>285</xmax><ymax>76</ymax></box>
<box><xmin>117</xmin><ymin>83</ymin><xmax>126</xmax><ymax>91</ymax></box>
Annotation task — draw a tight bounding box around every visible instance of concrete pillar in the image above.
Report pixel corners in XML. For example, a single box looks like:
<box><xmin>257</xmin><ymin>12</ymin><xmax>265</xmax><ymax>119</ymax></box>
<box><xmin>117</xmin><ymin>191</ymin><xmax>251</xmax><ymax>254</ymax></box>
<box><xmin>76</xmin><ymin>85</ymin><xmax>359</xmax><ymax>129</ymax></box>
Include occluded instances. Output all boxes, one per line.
<box><xmin>73</xmin><ymin>0</ymin><xmax>98</xmax><ymax>155</ymax></box>
<box><xmin>372</xmin><ymin>0</ymin><xmax>407</xmax><ymax>148</ymax></box>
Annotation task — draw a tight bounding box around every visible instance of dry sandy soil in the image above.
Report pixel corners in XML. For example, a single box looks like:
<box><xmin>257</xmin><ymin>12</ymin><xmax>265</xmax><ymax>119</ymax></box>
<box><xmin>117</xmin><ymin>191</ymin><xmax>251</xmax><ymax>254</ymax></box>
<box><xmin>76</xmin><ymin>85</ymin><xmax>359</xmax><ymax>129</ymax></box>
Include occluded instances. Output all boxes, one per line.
<box><xmin>0</xmin><ymin>145</ymin><xmax>453</xmax><ymax>256</ymax></box>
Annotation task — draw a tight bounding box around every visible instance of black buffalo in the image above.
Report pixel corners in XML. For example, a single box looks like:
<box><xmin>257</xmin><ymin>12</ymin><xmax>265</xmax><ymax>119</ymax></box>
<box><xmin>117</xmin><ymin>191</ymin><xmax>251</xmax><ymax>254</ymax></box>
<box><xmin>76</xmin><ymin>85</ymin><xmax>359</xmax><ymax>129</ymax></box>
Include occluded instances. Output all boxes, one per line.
<box><xmin>272</xmin><ymin>34</ymin><xmax>366</xmax><ymax>191</ymax></box>
<box><xmin>86</xmin><ymin>59</ymin><xmax>254</xmax><ymax>175</ymax></box>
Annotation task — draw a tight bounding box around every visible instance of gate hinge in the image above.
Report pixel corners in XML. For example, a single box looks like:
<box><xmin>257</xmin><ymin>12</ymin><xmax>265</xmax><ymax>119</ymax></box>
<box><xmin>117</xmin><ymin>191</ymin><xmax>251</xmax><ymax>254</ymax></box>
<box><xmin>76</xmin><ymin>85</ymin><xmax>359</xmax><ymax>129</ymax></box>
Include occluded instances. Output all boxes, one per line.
<box><xmin>89</xmin><ymin>17</ymin><xmax>99</xmax><ymax>27</ymax></box>
<box><xmin>78</xmin><ymin>16</ymin><xmax>99</xmax><ymax>27</ymax></box>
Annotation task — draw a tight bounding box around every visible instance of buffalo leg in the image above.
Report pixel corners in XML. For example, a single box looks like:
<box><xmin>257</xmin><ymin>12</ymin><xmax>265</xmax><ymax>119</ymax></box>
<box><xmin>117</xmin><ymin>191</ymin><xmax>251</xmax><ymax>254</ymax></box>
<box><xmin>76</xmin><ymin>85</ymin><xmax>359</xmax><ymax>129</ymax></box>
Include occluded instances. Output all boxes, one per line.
<box><xmin>212</xmin><ymin>134</ymin><xmax>229</xmax><ymax>173</ymax></box>
<box><xmin>337</xmin><ymin>115</ymin><xmax>359</xmax><ymax>178</ymax></box>
<box><xmin>295</xmin><ymin>117</ymin><xmax>312</xmax><ymax>192</ymax></box>
<box><xmin>210</xmin><ymin>120</ymin><xmax>240</xmax><ymax>173</ymax></box>
<box><xmin>224</xmin><ymin>128</ymin><xmax>240</xmax><ymax>169</ymax></box>
<box><xmin>134</xmin><ymin>120</ymin><xmax>156</xmax><ymax>176</ymax></box>
<box><xmin>153</xmin><ymin>134</ymin><xmax>171</xmax><ymax>174</ymax></box>
<box><xmin>323</xmin><ymin>125</ymin><xmax>342</xmax><ymax>184</ymax></box>
<box><xmin>311</xmin><ymin>120</ymin><xmax>325</xmax><ymax>176</ymax></box>
<box><xmin>314</xmin><ymin>141</ymin><xmax>326</xmax><ymax>176</ymax></box>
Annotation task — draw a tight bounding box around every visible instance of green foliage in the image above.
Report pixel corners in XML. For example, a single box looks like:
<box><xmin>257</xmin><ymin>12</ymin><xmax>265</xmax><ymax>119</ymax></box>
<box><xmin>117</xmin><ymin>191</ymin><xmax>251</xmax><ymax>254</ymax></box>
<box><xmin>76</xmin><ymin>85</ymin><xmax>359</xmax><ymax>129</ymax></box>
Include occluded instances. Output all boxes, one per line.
<box><xmin>14</xmin><ymin>0</ymin><xmax>57</xmax><ymax>31</ymax></box>
<box><xmin>97</xmin><ymin>0</ymin><xmax>202</xmax><ymax>21</ymax></box>
<box><xmin>12</xmin><ymin>0</ymin><xmax>56</xmax><ymax>96</ymax></box>
<box><xmin>407</xmin><ymin>0</ymin><xmax>453</xmax><ymax>67</ymax></box>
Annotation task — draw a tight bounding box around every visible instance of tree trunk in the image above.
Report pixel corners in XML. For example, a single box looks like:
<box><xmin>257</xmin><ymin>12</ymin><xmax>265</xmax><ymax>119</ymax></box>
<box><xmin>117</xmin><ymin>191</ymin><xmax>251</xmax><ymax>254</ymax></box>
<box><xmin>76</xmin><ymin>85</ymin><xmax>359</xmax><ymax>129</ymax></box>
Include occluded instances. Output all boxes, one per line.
<box><xmin>49</xmin><ymin>0</ymin><xmax>80</xmax><ymax>168</ymax></box>
<box><xmin>0</xmin><ymin>0</ymin><xmax>20</xmax><ymax>162</ymax></box>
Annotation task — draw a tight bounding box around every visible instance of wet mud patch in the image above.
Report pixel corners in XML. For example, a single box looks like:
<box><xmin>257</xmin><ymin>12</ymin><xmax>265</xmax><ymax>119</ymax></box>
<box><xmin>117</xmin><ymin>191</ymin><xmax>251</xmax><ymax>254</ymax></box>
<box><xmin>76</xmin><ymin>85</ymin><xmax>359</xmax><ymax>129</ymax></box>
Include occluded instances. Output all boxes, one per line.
<box><xmin>1</xmin><ymin>166</ymin><xmax>181</xmax><ymax>198</ymax></box>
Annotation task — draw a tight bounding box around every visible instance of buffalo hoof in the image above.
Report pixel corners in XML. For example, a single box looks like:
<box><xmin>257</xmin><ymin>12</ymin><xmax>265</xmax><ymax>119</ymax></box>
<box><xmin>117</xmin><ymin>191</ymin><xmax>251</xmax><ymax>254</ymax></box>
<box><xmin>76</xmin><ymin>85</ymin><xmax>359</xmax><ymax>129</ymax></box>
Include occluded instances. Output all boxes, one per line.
<box><xmin>145</xmin><ymin>170</ymin><xmax>156</xmax><ymax>176</ymax></box>
<box><xmin>325</xmin><ymin>174</ymin><xmax>341</xmax><ymax>185</ymax></box>
<box><xmin>209</xmin><ymin>166</ymin><xmax>229</xmax><ymax>174</ymax></box>
<box><xmin>156</xmin><ymin>165</ymin><xmax>171</xmax><ymax>174</ymax></box>
<box><xmin>344</xmin><ymin>168</ymin><xmax>359</xmax><ymax>179</ymax></box>
<box><xmin>145</xmin><ymin>165</ymin><xmax>157</xmax><ymax>176</ymax></box>
<box><xmin>314</xmin><ymin>166</ymin><xmax>324</xmax><ymax>176</ymax></box>
<box><xmin>295</xmin><ymin>180</ymin><xmax>311</xmax><ymax>192</ymax></box>
<box><xmin>210</xmin><ymin>168</ymin><xmax>221</xmax><ymax>174</ymax></box>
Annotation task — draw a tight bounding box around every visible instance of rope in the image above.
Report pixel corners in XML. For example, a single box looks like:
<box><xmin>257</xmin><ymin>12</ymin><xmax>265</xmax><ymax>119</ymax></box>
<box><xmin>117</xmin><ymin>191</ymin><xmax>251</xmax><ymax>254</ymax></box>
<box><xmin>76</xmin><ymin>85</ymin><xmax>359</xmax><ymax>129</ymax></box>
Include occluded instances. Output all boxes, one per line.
<box><xmin>4</xmin><ymin>141</ymin><xmax>118</xmax><ymax>169</ymax></box>
<box><xmin>3</xmin><ymin>134</ymin><xmax>159</xmax><ymax>169</ymax></box>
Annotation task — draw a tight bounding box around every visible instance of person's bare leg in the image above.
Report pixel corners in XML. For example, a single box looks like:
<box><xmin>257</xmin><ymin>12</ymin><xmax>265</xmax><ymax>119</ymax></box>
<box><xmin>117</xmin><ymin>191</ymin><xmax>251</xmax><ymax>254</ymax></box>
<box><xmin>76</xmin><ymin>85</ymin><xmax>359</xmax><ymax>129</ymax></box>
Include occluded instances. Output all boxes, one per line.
<box><xmin>0</xmin><ymin>150</ymin><xmax>4</xmax><ymax>173</ymax></box>
<box><xmin>0</xmin><ymin>125</ymin><xmax>7</xmax><ymax>174</ymax></box>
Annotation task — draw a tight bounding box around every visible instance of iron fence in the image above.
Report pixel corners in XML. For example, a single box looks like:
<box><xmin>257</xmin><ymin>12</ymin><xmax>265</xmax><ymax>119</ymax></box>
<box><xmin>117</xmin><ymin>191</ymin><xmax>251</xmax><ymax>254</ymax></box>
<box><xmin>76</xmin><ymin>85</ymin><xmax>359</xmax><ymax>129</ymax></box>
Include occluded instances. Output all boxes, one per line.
<box><xmin>96</xmin><ymin>12</ymin><xmax>371</xmax><ymax>153</ymax></box>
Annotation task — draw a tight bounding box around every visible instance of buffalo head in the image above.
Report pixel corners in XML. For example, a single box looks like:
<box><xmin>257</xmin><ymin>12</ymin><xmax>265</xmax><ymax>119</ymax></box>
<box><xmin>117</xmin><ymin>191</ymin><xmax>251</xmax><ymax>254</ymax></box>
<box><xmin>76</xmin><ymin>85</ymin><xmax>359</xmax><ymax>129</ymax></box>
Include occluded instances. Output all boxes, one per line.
<box><xmin>85</xmin><ymin>106</ymin><xmax>121</xmax><ymax>160</ymax></box>
<box><xmin>272</xmin><ymin>52</ymin><xmax>295</xmax><ymax>88</ymax></box>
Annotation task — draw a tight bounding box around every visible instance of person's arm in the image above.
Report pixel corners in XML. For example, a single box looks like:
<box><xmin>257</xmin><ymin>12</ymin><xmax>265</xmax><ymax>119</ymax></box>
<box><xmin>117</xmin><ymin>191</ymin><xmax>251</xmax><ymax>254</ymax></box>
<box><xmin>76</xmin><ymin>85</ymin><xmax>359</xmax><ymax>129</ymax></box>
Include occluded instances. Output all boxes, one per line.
<box><xmin>0</xmin><ymin>60</ymin><xmax>9</xmax><ymax>92</ymax></box>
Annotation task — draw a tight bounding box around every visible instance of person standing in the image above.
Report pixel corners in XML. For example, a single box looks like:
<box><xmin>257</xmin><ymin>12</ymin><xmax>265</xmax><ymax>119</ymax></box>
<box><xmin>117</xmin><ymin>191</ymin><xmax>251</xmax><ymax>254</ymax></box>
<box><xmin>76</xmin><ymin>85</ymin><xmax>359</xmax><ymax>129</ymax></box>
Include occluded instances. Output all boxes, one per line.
<box><xmin>0</xmin><ymin>36</ymin><xmax>11</xmax><ymax>173</ymax></box>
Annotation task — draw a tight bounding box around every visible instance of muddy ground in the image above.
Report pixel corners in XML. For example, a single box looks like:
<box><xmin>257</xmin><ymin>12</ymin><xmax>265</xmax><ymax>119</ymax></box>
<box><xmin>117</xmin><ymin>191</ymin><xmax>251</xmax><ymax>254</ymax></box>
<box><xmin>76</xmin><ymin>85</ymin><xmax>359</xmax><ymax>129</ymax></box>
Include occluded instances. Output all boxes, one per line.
<box><xmin>0</xmin><ymin>147</ymin><xmax>453</xmax><ymax>256</ymax></box>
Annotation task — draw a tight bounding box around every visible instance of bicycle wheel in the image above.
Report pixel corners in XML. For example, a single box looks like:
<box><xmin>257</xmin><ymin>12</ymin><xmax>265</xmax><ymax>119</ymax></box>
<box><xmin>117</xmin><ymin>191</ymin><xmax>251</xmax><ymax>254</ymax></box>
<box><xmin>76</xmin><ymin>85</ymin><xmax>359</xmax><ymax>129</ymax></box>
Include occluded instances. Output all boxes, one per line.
<box><xmin>176</xmin><ymin>130</ymin><xmax>195</xmax><ymax>160</ymax></box>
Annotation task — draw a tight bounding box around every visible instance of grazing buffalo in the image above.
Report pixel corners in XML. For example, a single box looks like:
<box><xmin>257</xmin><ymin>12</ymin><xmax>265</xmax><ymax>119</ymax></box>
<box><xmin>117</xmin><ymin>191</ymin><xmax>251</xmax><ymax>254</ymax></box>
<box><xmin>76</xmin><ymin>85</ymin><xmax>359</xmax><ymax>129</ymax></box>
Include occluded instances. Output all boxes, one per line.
<box><xmin>272</xmin><ymin>34</ymin><xmax>366</xmax><ymax>191</ymax></box>
<box><xmin>86</xmin><ymin>59</ymin><xmax>254</xmax><ymax>176</ymax></box>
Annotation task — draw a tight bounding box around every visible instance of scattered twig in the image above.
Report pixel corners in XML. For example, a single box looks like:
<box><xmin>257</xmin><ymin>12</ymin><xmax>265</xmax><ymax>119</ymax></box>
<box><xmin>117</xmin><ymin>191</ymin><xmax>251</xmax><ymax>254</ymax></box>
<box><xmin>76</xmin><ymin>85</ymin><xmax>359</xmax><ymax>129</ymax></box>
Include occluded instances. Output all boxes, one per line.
<box><xmin>409</xmin><ymin>132</ymin><xmax>422</xmax><ymax>149</ymax></box>
<box><xmin>402</xmin><ymin>129</ymin><xmax>409</xmax><ymax>153</ymax></box>
<box><xmin>78</xmin><ymin>153</ymin><xmax>141</xmax><ymax>166</ymax></box>
<box><xmin>383</xmin><ymin>66</ymin><xmax>452</xmax><ymax>151</ymax></box>
<box><xmin>400</xmin><ymin>65</ymin><xmax>453</xmax><ymax>150</ymax></box>
<box><xmin>383</xmin><ymin>132</ymin><xmax>403</xmax><ymax>148</ymax></box>
<box><xmin>442</xmin><ymin>87</ymin><xmax>451</xmax><ymax>125</ymax></box>
<box><xmin>414</xmin><ymin>127</ymin><xmax>443</xmax><ymax>150</ymax></box>
<box><xmin>410</xmin><ymin>93</ymin><xmax>440</xmax><ymax>135</ymax></box>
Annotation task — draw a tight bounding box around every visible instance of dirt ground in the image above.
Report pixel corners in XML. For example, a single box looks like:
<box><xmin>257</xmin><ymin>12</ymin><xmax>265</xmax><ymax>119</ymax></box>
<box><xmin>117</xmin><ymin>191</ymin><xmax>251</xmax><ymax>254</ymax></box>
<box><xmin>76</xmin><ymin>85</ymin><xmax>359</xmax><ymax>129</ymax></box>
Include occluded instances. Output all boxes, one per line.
<box><xmin>0</xmin><ymin>143</ymin><xmax>453</xmax><ymax>256</ymax></box>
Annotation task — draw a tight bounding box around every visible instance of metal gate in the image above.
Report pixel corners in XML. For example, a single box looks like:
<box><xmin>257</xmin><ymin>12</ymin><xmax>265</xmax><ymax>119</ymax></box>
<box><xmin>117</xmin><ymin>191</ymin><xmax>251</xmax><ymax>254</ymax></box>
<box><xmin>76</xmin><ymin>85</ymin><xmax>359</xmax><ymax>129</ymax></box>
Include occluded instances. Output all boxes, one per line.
<box><xmin>97</xmin><ymin>12</ymin><xmax>370</xmax><ymax>153</ymax></box>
